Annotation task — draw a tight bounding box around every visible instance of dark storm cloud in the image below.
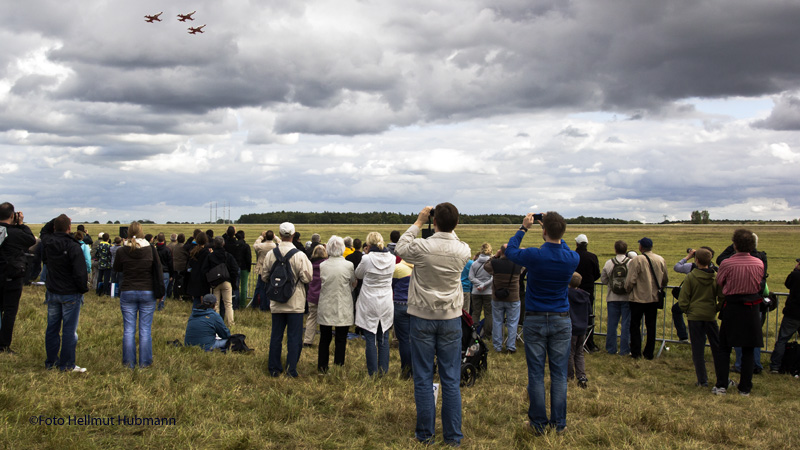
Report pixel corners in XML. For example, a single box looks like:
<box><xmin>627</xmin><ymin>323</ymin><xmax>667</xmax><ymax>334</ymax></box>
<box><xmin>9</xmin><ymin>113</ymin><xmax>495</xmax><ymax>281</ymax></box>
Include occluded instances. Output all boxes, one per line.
<box><xmin>753</xmin><ymin>93</ymin><xmax>800</xmax><ymax>131</ymax></box>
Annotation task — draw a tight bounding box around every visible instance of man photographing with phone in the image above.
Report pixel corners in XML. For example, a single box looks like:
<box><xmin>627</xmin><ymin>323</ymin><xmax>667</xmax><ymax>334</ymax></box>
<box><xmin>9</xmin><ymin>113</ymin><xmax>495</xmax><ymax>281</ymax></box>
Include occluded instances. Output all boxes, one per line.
<box><xmin>0</xmin><ymin>202</ymin><xmax>36</xmax><ymax>353</ymax></box>
<box><xmin>504</xmin><ymin>211</ymin><xmax>579</xmax><ymax>435</ymax></box>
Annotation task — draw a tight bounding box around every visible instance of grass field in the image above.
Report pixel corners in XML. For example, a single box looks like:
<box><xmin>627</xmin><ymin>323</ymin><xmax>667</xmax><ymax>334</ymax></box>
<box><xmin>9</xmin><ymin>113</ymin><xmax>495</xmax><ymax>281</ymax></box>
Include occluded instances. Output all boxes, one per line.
<box><xmin>2</xmin><ymin>224</ymin><xmax>799</xmax><ymax>448</ymax></box>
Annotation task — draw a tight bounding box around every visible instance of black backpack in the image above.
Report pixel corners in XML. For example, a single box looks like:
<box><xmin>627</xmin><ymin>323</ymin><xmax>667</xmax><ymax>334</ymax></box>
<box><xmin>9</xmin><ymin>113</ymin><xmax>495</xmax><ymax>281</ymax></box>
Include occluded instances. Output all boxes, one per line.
<box><xmin>780</xmin><ymin>341</ymin><xmax>800</xmax><ymax>376</ymax></box>
<box><xmin>610</xmin><ymin>257</ymin><xmax>630</xmax><ymax>295</ymax></box>
<box><xmin>266</xmin><ymin>247</ymin><xmax>300</xmax><ymax>303</ymax></box>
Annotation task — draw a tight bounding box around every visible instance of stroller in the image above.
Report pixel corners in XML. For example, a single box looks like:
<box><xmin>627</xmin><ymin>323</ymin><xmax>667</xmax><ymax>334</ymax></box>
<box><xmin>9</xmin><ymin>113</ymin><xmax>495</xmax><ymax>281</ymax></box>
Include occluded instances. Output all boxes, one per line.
<box><xmin>460</xmin><ymin>310</ymin><xmax>488</xmax><ymax>387</ymax></box>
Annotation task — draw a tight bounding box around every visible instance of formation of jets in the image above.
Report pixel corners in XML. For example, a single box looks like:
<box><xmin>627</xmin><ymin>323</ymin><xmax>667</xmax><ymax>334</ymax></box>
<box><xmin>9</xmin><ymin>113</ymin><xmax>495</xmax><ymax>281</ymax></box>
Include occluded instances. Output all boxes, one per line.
<box><xmin>144</xmin><ymin>11</ymin><xmax>206</xmax><ymax>34</ymax></box>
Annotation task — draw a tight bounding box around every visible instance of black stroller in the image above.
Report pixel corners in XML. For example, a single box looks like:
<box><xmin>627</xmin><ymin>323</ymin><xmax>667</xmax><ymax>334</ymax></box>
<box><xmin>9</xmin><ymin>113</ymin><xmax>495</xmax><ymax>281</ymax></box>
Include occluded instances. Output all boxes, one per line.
<box><xmin>460</xmin><ymin>310</ymin><xmax>488</xmax><ymax>387</ymax></box>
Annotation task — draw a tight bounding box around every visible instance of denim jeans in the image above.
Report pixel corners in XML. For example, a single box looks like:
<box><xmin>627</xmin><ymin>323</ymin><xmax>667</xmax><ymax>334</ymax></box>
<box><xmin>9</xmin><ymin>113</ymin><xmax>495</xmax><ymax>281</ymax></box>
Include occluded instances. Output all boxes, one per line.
<box><xmin>734</xmin><ymin>346</ymin><xmax>763</xmax><ymax>371</ymax></box>
<box><xmin>606</xmin><ymin>301</ymin><xmax>631</xmax><ymax>355</ymax></box>
<box><xmin>268</xmin><ymin>313</ymin><xmax>303</xmax><ymax>377</ymax></box>
<box><xmin>209</xmin><ymin>338</ymin><xmax>228</xmax><ymax>351</ymax></box>
<box><xmin>491</xmin><ymin>301</ymin><xmax>520</xmax><ymax>352</ymax></box>
<box><xmin>410</xmin><ymin>316</ymin><xmax>462</xmax><ymax>445</ymax></box>
<box><xmin>671</xmin><ymin>302</ymin><xmax>688</xmax><ymax>341</ymax></box>
<box><xmin>364</xmin><ymin>323</ymin><xmax>390</xmax><ymax>376</ymax></box>
<box><xmin>45</xmin><ymin>293</ymin><xmax>83</xmax><ymax>371</ymax></box>
<box><xmin>523</xmin><ymin>314</ymin><xmax>571</xmax><ymax>433</ymax></box>
<box><xmin>393</xmin><ymin>302</ymin><xmax>412</xmax><ymax>376</ymax></box>
<box><xmin>770</xmin><ymin>316</ymin><xmax>800</xmax><ymax>371</ymax></box>
<box><xmin>120</xmin><ymin>290</ymin><xmax>156</xmax><ymax>368</ymax></box>
<box><xmin>158</xmin><ymin>272</ymin><xmax>169</xmax><ymax>309</ymax></box>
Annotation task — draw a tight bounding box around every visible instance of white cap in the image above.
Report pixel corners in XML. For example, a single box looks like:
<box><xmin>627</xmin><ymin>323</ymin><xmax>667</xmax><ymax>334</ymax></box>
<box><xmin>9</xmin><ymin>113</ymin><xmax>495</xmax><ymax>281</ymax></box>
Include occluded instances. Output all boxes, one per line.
<box><xmin>627</xmin><ymin>251</ymin><xmax>638</xmax><ymax>259</ymax></box>
<box><xmin>279</xmin><ymin>222</ymin><xmax>295</xmax><ymax>237</ymax></box>
<box><xmin>575</xmin><ymin>234</ymin><xmax>588</xmax><ymax>244</ymax></box>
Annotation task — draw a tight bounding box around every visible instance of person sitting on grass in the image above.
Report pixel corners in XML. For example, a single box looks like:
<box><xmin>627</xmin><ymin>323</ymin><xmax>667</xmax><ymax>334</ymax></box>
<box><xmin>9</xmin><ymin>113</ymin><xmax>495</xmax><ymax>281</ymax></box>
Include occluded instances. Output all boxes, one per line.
<box><xmin>567</xmin><ymin>272</ymin><xmax>590</xmax><ymax>388</ymax></box>
<box><xmin>677</xmin><ymin>248</ymin><xmax>725</xmax><ymax>388</ymax></box>
<box><xmin>185</xmin><ymin>294</ymin><xmax>231</xmax><ymax>351</ymax></box>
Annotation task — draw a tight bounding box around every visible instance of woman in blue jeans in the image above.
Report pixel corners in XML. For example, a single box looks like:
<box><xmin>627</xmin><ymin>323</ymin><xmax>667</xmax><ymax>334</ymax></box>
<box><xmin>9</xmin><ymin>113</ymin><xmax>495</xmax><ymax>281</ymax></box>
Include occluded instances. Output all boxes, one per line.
<box><xmin>112</xmin><ymin>222</ymin><xmax>162</xmax><ymax>368</ymax></box>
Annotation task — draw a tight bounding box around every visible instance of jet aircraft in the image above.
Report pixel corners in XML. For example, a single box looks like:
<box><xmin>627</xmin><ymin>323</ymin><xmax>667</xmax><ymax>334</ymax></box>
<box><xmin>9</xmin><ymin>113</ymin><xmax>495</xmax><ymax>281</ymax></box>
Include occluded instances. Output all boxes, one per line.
<box><xmin>188</xmin><ymin>25</ymin><xmax>206</xmax><ymax>34</ymax></box>
<box><xmin>177</xmin><ymin>11</ymin><xmax>196</xmax><ymax>22</ymax></box>
<box><xmin>144</xmin><ymin>12</ymin><xmax>163</xmax><ymax>23</ymax></box>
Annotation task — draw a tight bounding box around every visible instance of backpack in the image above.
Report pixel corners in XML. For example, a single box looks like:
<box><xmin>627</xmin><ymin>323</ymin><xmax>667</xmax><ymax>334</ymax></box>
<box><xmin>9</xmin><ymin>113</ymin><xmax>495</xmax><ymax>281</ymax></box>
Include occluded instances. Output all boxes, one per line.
<box><xmin>226</xmin><ymin>334</ymin><xmax>254</xmax><ymax>353</ymax></box>
<box><xmin>609</xmin><ymin>257</ymin><xmax>630</xmax><ymax>295</ymax></box>
<box><xmin>780</xmin><ymin>341</ymin><xmax>800</xmax><ymax>376</ymax></box>
<box><xmin>266</xmin><ymin>247</ymin><xmax>300</xmax><ymax>303</ymax></box>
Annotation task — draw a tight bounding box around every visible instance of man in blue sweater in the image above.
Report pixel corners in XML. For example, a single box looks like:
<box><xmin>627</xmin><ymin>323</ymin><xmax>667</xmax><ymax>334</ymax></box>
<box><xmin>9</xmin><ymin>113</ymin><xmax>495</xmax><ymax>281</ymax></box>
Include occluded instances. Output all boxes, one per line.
<box><xmin>505</xmin><ymin>212</ymin><xmax>580</xmax><ymax>435</ymax></box>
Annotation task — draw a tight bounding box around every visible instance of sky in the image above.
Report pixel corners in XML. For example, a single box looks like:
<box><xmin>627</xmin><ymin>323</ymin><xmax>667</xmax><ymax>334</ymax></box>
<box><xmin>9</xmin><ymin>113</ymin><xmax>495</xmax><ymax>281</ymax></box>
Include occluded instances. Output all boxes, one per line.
<box><xmin>2</xmin><ymin>0</ymin><xmax>800</xmax><ymax>224</ymax></box>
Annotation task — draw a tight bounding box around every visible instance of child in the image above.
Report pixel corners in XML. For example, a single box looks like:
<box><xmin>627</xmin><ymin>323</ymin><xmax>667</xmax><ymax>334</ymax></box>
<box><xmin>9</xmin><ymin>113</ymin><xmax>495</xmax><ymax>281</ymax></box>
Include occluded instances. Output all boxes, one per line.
<box><xmin>677</xmin><ymin>248</ymin><xmax>725</xmax><ymax>389</ymax></box>
<box><xmin>568</xmin><ymin>272</ymin><xmax>591</xmax><ymax>388</ymax></box>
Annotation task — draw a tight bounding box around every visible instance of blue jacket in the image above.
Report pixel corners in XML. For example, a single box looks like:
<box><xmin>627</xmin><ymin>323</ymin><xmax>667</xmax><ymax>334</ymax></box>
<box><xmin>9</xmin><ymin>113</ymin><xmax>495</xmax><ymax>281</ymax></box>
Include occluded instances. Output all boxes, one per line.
<box><xmin>461</xmin><ymin>260</ymin><xmax>474</xmax><ymax>292</ymax></box>
<box><xmin>505</xmin><ymin>230</ymin><xmax>580</xmax><ymax>313</ymax></box>
<box><xmin>184</xmin><ymin>308</ymin><xmax>231</xmax><ymax>350</ymax></box>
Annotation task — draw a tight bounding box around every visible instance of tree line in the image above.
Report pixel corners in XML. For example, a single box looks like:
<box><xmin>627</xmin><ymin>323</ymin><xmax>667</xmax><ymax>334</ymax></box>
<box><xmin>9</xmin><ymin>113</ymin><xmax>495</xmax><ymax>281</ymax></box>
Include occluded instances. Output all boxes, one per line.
<box><xmin>236</xmin><ymin>211</ymin><xmax>642</xmax><ymax>225</ymax></box>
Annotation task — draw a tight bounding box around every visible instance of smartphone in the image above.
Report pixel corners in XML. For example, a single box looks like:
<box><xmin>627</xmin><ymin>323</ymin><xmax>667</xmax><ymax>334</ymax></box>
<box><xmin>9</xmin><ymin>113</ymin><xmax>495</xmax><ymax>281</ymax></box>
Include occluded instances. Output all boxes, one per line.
<box><xmin>533</xmin><ymin>213</ymin><xmax>543</xmax><ymax>221</ymax></box>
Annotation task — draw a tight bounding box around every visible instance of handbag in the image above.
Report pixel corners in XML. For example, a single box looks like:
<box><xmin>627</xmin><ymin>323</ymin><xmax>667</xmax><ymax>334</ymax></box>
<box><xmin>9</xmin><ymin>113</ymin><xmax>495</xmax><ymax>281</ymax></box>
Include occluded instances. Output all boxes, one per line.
<box><xmin>206</xmin><ymin>262</ymin><xmax>230</xmax><ymax>288</ymax></box>
<box><xmin>150</xmin><ymin>246</ymin><xmax>166</xmax><ymax>300</ymax></box>
<box><xmin>643</xmin><ymin>254</ymin><xmax>666</xmax><ymax>310</ymax></box>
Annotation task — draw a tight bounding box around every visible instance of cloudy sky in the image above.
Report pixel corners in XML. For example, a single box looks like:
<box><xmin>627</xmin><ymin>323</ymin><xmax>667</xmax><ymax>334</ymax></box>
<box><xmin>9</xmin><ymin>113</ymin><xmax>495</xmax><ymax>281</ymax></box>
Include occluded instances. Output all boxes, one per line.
<box><xmin>2</xmin><ymin>0</ymin><xmax>800</xmax><ymax>224</ymax></box>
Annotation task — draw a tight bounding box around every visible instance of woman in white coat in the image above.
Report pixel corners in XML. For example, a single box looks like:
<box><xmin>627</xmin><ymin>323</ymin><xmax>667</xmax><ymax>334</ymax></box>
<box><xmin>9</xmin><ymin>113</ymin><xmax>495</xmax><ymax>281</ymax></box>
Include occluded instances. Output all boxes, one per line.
<box><xmin>316</xmin><ymin>236</ymin><xmax>357</xmax><ymax>373</ymax></box>
<box><xmin>355</xmin><ymin>232</ymin><xmax>396</xmax><ymax>376</ymax></box>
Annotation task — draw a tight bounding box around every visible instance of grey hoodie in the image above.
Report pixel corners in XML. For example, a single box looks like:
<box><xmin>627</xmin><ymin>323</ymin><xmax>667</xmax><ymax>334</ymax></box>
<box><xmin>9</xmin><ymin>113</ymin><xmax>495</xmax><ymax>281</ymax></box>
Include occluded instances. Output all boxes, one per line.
<box><xmin>468</xmin><ymin>254</ymin><xmax>494</xmax><ymax>295</ymax></box>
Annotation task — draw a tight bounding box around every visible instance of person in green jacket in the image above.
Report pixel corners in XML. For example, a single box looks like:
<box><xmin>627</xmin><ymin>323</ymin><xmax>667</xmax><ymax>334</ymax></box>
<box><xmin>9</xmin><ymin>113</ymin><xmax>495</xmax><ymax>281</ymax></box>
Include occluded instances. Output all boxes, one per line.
<box><xmin>678</xmin><ymin>248</ymin><xmax>726</xmax><ymax>388</ymax></box>
<box><xmin>185</xmin><ymin>294</ymin><xmax>231</xmax><ymax>351</ymax></box>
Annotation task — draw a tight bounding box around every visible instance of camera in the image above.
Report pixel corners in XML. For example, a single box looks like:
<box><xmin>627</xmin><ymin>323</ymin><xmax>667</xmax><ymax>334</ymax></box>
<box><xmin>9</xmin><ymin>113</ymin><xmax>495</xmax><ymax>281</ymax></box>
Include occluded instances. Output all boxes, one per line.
<box><xmin>533</xmin><ymin>213</ymin><xmax>543</xmax><ymax>221</ymax></box>
<box><xmin>429</xmin><ymin>208</ymin><xmax>435</xmax><ymax>217</ymax></box>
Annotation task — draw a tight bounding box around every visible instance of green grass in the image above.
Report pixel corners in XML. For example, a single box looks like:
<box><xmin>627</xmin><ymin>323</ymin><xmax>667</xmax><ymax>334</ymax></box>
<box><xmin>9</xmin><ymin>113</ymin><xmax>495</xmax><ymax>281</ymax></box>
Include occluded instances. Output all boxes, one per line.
<box><xmin>4</xmin><ymin>224</ymin><xmax>800</xmax><ymax>448</ymax></box>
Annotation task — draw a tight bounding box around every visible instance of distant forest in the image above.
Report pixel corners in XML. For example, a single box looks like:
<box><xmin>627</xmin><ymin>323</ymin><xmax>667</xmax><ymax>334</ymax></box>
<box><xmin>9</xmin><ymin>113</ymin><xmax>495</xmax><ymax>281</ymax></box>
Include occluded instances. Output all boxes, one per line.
<box><xmin>236</xmin><ymin>211</ymin><xmax>642</xmax><ymax>225</ymax></box>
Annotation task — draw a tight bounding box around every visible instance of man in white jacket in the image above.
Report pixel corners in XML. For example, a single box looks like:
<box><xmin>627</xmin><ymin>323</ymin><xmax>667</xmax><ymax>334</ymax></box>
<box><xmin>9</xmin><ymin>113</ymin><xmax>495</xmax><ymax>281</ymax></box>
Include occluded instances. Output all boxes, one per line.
<box><xmin>395</xmin><ymin>203</ymin><xmax>471</xmax><ymax>446</ymax></box>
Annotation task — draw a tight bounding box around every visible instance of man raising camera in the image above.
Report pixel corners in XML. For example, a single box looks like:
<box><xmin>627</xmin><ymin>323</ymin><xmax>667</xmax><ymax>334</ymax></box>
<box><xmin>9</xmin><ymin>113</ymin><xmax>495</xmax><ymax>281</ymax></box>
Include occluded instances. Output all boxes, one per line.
<box><xmin>0</xmin><ymin>203</ymin><xmax>36</xmax><ymax>354</ymax></box>
<box><xmin>505</xmin><ymin>212</ymin><xmax>579</xmax><ymax>435</ymax></box>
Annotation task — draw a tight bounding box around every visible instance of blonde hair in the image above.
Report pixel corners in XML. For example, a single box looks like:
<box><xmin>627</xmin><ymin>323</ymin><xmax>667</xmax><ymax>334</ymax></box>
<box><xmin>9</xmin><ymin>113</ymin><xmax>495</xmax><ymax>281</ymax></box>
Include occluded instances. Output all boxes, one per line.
<box><xmin>311</xmin><ymin>245</ymin><xmax>328</xmax><ymax>259</ymax></box>
<box><xmin>365</xmin><ymin>232</ymin><xmax>385</xmax><ymax>250</ymax></box>
<box><xmin>480</xmin><ymin>242</ymin><xmax>493</xmax><ymax>256</ymax></box>
<box><xmin>128</xmin><ymin>221</ymin><xmax>144</xmax><ymax>250</ymax></box>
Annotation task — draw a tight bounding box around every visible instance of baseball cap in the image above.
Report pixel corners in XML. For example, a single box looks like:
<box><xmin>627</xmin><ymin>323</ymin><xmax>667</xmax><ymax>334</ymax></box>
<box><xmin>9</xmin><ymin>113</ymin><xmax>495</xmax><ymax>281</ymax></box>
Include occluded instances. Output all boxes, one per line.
<box><xmin>575</xmin><ymin>234</ymin><xmax>588</xmax><ymax>244</ymax></box>
<box><xmin>201</xmin><ymin>294</ymin><xmax>217</xmax><ymax>308</ymax></box>
<box><xmin>638</xmin><ymin>237</ymin><xmax>653</xmax><ymax>248</ymax></box>
<box><xmin>279</xmin><ymin>222</ymin><xmax>295</xmax><ymax>237</ymax></box>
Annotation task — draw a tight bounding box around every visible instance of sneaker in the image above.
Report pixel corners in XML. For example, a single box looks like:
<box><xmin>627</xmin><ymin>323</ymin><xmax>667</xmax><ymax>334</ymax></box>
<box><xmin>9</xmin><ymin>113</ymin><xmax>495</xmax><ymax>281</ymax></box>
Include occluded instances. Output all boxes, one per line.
<box><xmin>695</xmin><ymin>382</ymin><xmax>709</xmax><ymax>387</ymax></box>
<box><xmin>728</xmin><ymin>379</ymin><xmax>737</xmax><ymax>388</ymax></box>
<box><xmin>753</xmin><ymin>367</ymin><xmax>763</xmax><ymax>375</ymax></box>
<box><xmin>679</xmin><ymin>338</ymin><xmax>689</xmax><ymax>343</ymax></box>
<box><xmin>711</xmin><ymin>387</ymin><xmax>727</xmax><ymax>395</ymax></box>
<box><xmin>577</xmin><ymin>377</ymin><xmax>588</xmax><ymax>389</ymax></box>
<box><xmin>770</xmin><ymin>369</ymin><xmax>780</xmax><ymax>374</ymax></box>
<box><xmin>739</xmin><ymin>390</ymin><xmax>750</xmax><ymax>396</ymax></box>
<box><xmin>71</xmin><ymin>366</ymin><xmax>87</xmax><ymax>373</ymax></box>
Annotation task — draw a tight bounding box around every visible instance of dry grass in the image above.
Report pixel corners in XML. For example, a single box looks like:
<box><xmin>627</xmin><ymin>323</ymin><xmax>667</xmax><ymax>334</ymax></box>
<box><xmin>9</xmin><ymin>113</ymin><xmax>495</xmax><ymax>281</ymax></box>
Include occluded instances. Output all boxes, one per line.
<box><xmin>3</xmin><ymin>224</ymin><xmax>799</xmax><ymax>448</ymax></box>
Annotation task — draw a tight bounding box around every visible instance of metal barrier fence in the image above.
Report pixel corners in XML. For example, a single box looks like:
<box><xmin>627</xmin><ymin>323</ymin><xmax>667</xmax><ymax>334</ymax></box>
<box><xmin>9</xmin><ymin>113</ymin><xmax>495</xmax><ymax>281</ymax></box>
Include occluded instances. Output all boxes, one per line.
<box><xmin>590</xmin><ymin>282</ymin><xmax>787</xmax><ymax>358</ymax></box>
<box><xmin>241</xmin><ymin>266</ymin><xmax>788</xmax><ymax>357</ymax></box>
